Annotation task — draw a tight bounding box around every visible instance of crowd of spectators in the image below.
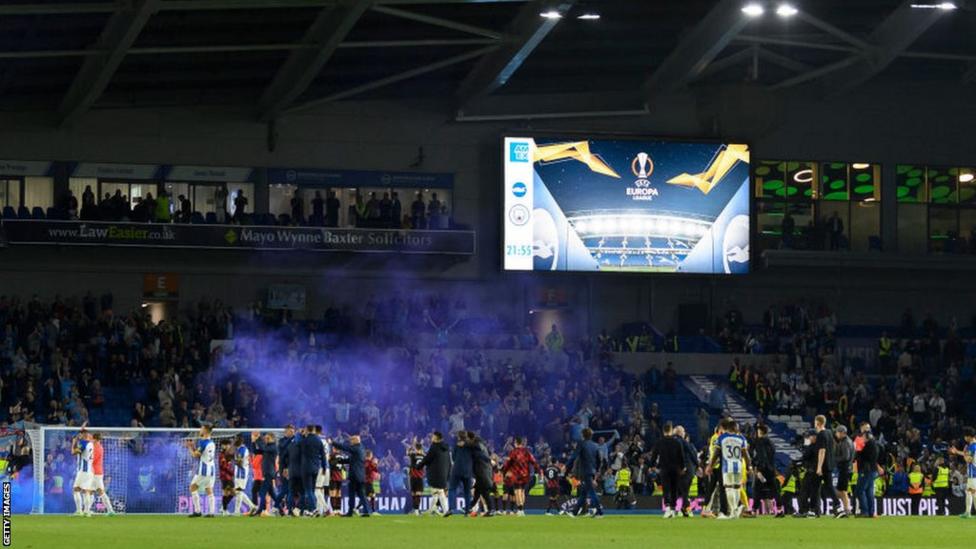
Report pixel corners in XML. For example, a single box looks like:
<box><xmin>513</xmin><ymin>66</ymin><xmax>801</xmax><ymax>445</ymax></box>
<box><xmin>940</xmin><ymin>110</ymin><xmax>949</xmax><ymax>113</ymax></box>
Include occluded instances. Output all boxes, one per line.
<box><xmin>725</xmin><ymin>303</ymin><xmax>976</xmax><ymax>500</ymax></box>
<box><xmin>30</xmin><ymin>186</ymin><xmax>456</xmax><ymax>230</ymax></box>
<box><xmin>9</xmin><ymin>290</ymin><xmax>976</xmax><ymax>506</ymax></box>
<box><xmin>0</xmin><ymin>292</ymin><xmax>686</xmax><ymax>501</ymax></box>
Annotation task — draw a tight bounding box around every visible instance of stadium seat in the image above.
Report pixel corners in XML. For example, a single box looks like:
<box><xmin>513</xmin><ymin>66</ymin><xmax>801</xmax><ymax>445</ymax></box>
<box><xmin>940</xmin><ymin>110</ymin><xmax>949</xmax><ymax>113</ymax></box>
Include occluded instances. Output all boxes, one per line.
<box><xmin>190</xmin><ymin>212</ymin><xmax>205</xmax><ymax>224</ymax></box>
<box><xmin>205</xmin><ymin>212</ymin><xmax>217</xmax><ymax>224</ymax></box>
<box><xmin>17</xmin><ymin>206</ymin><xmax>30</xmax><ymax>219</ymax></box>
<box><xmin>2</xmin><ymin>206</ymin><xmax>14</xmax><ymax>219</ymax></box>
<box><xmin>31</xmin><ymin>207</ymin><xmax>45</xmax><ymax>219</ymax></box>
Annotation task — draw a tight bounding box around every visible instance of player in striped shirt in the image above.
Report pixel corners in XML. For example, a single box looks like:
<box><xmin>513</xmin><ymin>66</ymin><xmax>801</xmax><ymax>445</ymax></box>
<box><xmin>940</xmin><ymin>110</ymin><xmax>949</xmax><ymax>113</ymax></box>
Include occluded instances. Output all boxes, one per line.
<box><xmin>709</xmin><ymin>419</ymin><xmax>749</xmax><ymax>520</ymax></box>
<box><xmin>406</xmin><ymin>441</ymin><xmax>425</xmax><ymax>516</ymax></box>
<box><xmin>232</xmin><ymin>434</ymin><xmax>257</xmax><ymax>515</ymax></box>
<box><xmin>91</xmin><ymin>433</ymin><xmax>116</xmax><ymax>516</ymax></box>
<box><xmin>186</xmin><ymin>425</ymin><xmax>216</xmax><ymax>517</ymax></box>
<box><xmin>328</xmin><ymin>446</ymin><xmax>346</xmax><ymax>516</ymax></box>
<box><xmin>314</xmin><ymin>426</ymin><xmax>331</xmax><ymax>516</ymax></box>
<box><xmin>502</xmin><ymin>437</ymin><xmax>540</xmax><ymax>516</ymax></box>
<box><xmin>71</xmin><ymin>429</ymin><xmax>95</xmax><ymax>516</ymax></box>
<box><xmin>950</xmin><ymin>427</ymin><xmax>976</xmax><ymax>518</ymax></box>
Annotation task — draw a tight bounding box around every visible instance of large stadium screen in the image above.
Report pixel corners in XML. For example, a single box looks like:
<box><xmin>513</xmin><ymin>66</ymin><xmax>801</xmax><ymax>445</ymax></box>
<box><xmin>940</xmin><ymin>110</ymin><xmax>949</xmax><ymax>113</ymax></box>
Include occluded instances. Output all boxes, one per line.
<box><xmin>503</xmin><ymin>136</ymin><xmax>751</xmax><ymax>274</ymax></box>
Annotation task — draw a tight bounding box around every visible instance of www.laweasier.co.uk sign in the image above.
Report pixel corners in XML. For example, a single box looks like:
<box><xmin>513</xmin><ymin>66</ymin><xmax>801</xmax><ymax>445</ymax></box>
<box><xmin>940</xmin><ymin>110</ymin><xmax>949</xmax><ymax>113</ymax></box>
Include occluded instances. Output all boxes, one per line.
<box><xmin>0</xmin><ymin>220</ymin><xmax>475</xmax><ymax>255</ymax></box>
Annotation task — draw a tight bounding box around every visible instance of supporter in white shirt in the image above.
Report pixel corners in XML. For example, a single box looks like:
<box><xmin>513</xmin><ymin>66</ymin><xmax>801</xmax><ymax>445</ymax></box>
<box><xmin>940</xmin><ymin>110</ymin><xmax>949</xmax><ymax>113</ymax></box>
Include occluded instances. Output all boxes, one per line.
<box><xmin>869</xmin><ymin>405</ymin><xmax>884</xmax><ymax>427</ymax></box>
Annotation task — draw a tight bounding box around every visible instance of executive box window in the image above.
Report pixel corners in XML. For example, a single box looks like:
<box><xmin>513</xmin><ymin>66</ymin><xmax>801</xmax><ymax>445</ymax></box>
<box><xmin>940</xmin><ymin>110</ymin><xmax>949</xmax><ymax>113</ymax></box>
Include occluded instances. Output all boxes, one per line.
<box><xmin>165</xmin><ymin>182</ymin><xmax>244</xmax><ymax>221</ymax></box>
<box><xmin>268</xmin><ymin>184</ymin><xmax>453</xmax><ymax>228</ymax></box>
<box><xmin>69</xmin><ymin>177</ymin><xmax>156</xmax><ymax>213</ymax></box>
<box><xmin>898</xmin><ymin>165</ymin><xmax>976</xmax><ymax>254</ymax></box>
<box><xmin>754</xmin><ymin>160</ymin><xmax>880</xmax><ymax>253</ymax></box>
<box><xmin>0</xmin><ymin>178</ymin><xmax>22</xmax><ymax>210</ymax></box>
<box><xmin>1</xmin><ymin>176</ymin><xmax>54</xmax><ymax>213</ymax></box>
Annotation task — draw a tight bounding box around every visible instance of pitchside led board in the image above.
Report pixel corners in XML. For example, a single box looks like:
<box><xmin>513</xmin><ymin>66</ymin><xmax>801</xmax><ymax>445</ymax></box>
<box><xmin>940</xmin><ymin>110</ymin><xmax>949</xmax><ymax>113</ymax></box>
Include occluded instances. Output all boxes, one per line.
<box><xmin>503</xmin><ymin>136</ymin><xmax>751</xmax><ymax>274</ymax></box>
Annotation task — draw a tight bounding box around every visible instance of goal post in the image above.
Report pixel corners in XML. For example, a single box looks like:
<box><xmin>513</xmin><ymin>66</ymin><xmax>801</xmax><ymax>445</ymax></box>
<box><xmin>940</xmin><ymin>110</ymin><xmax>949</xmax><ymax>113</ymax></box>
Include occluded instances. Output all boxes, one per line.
<box><xmin>26</xmin><ymin>426</ymin><xmax>284</xmax><ymax>514</ymax></box>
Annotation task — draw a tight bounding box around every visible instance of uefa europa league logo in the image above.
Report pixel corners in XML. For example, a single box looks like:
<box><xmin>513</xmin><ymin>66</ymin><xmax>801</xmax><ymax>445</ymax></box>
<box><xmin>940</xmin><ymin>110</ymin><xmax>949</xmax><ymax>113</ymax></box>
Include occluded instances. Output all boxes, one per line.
<box><xmin>631</xmin><ymin>152</ymin><xmax>654</xmax><ymax>184</ymax></box>
<box><xmin>627</xmin><ymin>152</ymin><xmax>658</xmax><ymax>201</ymax></box>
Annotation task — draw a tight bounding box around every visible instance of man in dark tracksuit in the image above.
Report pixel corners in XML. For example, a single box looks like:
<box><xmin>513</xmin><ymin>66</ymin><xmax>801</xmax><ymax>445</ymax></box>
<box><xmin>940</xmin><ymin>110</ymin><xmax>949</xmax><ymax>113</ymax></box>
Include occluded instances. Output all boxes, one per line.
<box><xmin>468</xmin><ymin>433</ymin><xmax>494</xmax><ymax>516</ymax></box>
<box><xmin>419</xmin><ymin>431</ymin><xmax>451</xmax><ymax>514</ymax></box>
<box><xmin>301</xmin><ymin>425</ymin><xmax>326</xmax><ymax>515</ymax></box>
<box><xmin>285</xmin><ymin>427</ymin><xmax>306</xmax><ymax>516</ymax></box>
<box><xmin>274</xmin><ymin>425</ymin><xmax>295</xmax><ymax>513</ymax></box>
<box><xmin>809</xmin><ymin>416</ymin><xmax>836</xmax><ymax>517</ymax></box>
<box><xmin>650</xmin><ymin>422</ymin><xmax>686</xmax><ymax>517</ymax></box>
<box><xmin>751</xmin><ymin>424</ymin><xmax>783</xmax><ymax>516</ymax></box>
<box><xmin>567</xmin><ymin>427</ymin><xmax>603</xmax><ymax>517</ymax></box>
<box><xmin>798</xmin><ymin>431</ymin><xmax>819</xmax><ymax>516</ymax></box>
<box><xmin>446</xmin><ymin>432</ymin><xmax>473</xmax><ymax>516</ymax></box>
<box><xmin>334</xmin><ymin>435</ymin><xmax>370</xmax><ymax>517</ymax></box>
<box><xmin>674</xmin><ymin>426</ymin><xmax>698</xmax><ymax>516</ymax></box>
<box><xmin>252</xmin><ymin>431</ymin><xmax>279</xmax><ymax>515</ymax></box>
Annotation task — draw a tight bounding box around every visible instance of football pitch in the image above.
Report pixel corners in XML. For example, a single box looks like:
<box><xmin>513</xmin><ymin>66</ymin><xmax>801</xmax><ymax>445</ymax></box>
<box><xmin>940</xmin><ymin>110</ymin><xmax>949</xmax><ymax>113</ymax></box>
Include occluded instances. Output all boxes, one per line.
<box><xmin>12</xmin><ymin>514</ymin><xmax>973</xmax><ymax>549</ymax></box>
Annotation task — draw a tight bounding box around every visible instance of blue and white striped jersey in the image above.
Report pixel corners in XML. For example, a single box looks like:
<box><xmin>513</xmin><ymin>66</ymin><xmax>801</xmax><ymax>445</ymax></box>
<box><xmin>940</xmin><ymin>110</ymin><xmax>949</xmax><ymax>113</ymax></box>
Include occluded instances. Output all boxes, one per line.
<box><xmin>321</xmin><ymin>437</ymin><xmax>330</xmax><ymax>474</ymax></box>
<box><xmin>717</xmin><ymin>433</ymin><xmax>748</xmax><ymax>475</ymax></box>
<box><xmin>234</xmin><ymin>445</ymin><xmax>250</xmax><ymax>480</ymax></box>
<box><xmin>197</xmin><ymin>439</ymin><xmax>216</xmax><ymax>477</ymax></box>
<box><xmin>967</xmin><ymin>442</ymin><xmax>976</xmax><ymax>478</ymax></box>
<box><xmin>76</xmin><ymin>439</ymin><xmax>93</xmax><ymax>473</ymax></box>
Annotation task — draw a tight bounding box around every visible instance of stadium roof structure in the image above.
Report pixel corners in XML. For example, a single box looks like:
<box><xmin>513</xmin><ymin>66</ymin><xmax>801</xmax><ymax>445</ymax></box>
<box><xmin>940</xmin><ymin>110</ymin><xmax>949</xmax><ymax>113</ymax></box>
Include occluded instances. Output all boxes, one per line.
<box><xmin>0</xmin><ymin>0</ymin><xmax>973</xmax><ymax>124</ymax></box>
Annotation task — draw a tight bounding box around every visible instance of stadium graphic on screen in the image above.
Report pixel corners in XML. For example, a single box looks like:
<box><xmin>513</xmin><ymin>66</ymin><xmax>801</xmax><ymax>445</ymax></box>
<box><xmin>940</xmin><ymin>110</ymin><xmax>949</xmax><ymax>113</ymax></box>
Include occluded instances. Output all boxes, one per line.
<box><xmin>504</xmin><ymin>137</ymin><xmax>751</xmax><ymax>274</ymax></box>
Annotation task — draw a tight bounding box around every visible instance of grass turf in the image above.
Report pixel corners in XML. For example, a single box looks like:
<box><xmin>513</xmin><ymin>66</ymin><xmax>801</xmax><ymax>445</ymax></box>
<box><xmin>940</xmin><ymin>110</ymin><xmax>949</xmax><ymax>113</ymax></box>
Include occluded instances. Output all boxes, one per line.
<box><xmin>12</xmin><ymin>514</ymin><xmax>974</xmax><ymax>549</ymax></box>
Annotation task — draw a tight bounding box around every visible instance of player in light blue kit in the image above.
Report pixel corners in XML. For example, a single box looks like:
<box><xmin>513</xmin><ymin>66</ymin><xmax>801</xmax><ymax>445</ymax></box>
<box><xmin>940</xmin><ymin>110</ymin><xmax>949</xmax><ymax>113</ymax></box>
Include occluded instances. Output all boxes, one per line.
<box><xmin>186</xmin><ymin>425</ymin><xmax>216</xmax><ymax>517</ymax></box>
<box><xmin>71</xmin><ymin>428</ymin><xmax>95</xmax><ymax>517</ymax></box>
<box><xmin>709</xmin><ymin>419</ymin><xmax>749</xmax><ymax>520</ymax></box>
<box><xmin>950</xmin><ymin>427</ymin><xmax>976</xmax><ymax>518</ymax></box>
<box><xmin>232</xmin><ymin>434</ymin><xmax>257</xmax><ymax>515</ymax></box>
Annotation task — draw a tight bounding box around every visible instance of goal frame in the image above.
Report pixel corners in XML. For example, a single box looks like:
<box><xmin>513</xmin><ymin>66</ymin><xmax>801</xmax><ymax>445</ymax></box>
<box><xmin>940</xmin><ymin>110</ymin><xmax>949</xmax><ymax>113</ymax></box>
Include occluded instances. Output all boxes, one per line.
<box><xmin>30</xmin><ymin>425</ymin><xmax>285</xmax><ymax>514</ymax></box>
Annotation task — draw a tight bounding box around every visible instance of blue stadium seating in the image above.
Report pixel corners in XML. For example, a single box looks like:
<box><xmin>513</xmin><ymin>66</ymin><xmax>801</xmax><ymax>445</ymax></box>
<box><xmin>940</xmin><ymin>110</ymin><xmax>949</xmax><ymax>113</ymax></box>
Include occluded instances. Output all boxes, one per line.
<box><xmin>17</xmin><ymin>206</ymin><xmax>30</xmax><ymax>219</ymax></box>
<box><xmin>205</xmin><ymin>212</ymin><xmax>217</xmax><ymax>224</ymax></box>
<box><xmin>2</xmin><ymin>206</ymin><xmax>14</xmax><ymax>219</ymax></box>
<box><xmin>649</xmin><ymin>383</ymin><xmax>717</xmax><ymax>446</ymax></box>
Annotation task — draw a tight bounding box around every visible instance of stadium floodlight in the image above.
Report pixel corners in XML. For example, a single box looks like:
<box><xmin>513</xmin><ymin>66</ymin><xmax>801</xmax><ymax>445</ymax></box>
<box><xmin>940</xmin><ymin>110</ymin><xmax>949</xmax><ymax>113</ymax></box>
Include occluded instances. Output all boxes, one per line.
<box><xmin>960</xmin><ymin>173</ymin><xmax>975</xmax><ymax>183</ymax></box>
<box><xmin>540</xmin><ymin>10</ymin><xmax>563</xmax><ymax>19</ymax></box>
<box><xmin>910</xmin><ymin>1</ymin><xmax>956</xmax><ymax>8</ymax></box>
<box><xmin>776</xmin><ymin>2</ymin><xmax>798</xmax><ymax>17</ymax></box>
<box><xmin>852</xmin><ymin>163</ymin><xmax>871</xmax><ymax>170</ymax></box>
<box><xmin>577</xmin><ymin>13</ymin><xmax>601</xmax><ymax>20</ymax></box>
<box><xmin>741</xmin><ymin>2</ymin><xmax>765</xmax><ymax>17</ymax></box>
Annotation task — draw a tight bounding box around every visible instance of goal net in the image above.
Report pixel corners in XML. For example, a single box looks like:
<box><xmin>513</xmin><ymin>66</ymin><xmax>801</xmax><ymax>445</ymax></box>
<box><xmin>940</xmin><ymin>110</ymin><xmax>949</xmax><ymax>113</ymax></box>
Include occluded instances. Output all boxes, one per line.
<box><xmin>26</xmin><ymin>426</ymin><xmax>283</xmax><ymax>514</ymax></box>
